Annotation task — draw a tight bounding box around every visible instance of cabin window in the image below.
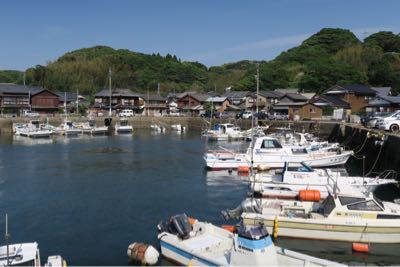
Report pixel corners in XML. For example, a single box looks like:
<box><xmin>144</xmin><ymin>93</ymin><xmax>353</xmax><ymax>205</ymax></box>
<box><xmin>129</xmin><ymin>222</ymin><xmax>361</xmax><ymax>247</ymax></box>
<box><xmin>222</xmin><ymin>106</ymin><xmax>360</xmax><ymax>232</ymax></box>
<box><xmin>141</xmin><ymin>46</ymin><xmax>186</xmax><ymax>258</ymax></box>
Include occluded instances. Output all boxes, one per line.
<box><xmin>338</xmin><ymin>196</ymin><xmax>366</xmax><ymax>205</ymax></box>
<box><xmin>291</xmin><ymin>148</ymin><xmax>308</xmax><ymax>154</ymax></box>
<box><xmin>347</xmin><ymin>200</ymin><xmax>383</xmax><ymax>211</ymax></box>
<box><xmin>261</xmin><ymin>139</ymin><xmax>283</xmax><ymax>149</ymax></box>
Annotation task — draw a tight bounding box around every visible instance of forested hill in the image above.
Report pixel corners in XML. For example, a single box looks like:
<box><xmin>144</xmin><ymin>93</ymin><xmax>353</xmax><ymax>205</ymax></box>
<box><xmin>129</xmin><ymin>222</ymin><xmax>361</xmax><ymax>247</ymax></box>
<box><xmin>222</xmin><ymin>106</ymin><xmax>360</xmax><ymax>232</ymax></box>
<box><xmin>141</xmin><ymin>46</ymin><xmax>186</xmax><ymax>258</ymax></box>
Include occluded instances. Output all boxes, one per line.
<box><xmin>1</xmin><ymin>28</ymin><xmax>400</xmax><ymax>95</ymax></box>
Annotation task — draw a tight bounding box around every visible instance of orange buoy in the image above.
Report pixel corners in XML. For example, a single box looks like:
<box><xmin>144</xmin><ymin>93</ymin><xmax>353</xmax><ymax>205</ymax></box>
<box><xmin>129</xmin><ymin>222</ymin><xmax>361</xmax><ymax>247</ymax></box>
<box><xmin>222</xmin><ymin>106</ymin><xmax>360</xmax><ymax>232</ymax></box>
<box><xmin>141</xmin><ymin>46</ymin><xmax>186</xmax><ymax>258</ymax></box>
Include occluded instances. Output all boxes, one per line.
<box><xmin>298</xmin><ymin>190</ymin><xmax>321</xmax><ymax>202</ymax></box>
<box><xmin>237</xmin><ymin>166</ymin><xmax>250</xmax><ymax>173</ymax></box>
<box><xmin>221</xmin><ymin>225</ymin><xmax>236</xmax><ymax>233</ymax></box>
<box><xmin>188</xmin><ymin>217</ymin><xmax>197</xmax><ymax>225</ymax></box>
<box><xmin>352</xmin><ymin>242</ymin><xmax>369</xmax><ymax>253</ymax></box>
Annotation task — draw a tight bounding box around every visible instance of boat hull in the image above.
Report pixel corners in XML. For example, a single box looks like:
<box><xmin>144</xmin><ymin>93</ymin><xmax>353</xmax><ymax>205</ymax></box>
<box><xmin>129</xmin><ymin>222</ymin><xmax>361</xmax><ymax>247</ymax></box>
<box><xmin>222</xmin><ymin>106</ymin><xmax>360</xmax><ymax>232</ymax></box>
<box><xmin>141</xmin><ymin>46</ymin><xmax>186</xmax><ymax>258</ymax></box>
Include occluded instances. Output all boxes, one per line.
<box><xmin>242</xmin><ymin>215</ymin><xmax>400</xmax><ymax>243</ymax></box>
<box><xmin>205</xmin><ymin>151</ymin><xmax>353</xmax><ymax>170</ymax></box>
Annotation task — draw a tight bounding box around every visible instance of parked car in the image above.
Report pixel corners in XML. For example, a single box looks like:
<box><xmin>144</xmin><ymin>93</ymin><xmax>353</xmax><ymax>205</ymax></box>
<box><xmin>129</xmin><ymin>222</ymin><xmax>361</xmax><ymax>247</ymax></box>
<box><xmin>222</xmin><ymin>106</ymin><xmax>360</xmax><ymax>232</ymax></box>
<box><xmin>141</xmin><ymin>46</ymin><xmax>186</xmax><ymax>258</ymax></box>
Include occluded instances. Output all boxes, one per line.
<box><xmin>242</xmin><ymin>111</ymin><xmax>253</xmax><ymax>119</ymax></box>
<box><xmin>253</xmin><ymin>111</ymin><xmax>268</xmax><ymax>120</ymax></box>
<box><xmin>269</xmin><ymin>112</ymin><xmax>288</xmax><ymax>120</ymax></box>
<box><xmin>118</xmin><ymin>109</ymin><xmax>134</xmax><ymax>117</ymax></box>
<box><xmin>377</xmin><ymin>111</ymin><xmax>400</xmax><ymax>132</ymax></box>
<box><xmin>168</xmin><ymin>111</ymin><xmax>181</xmax><ymax>117</ymax></box>
<box><xmin>235</xmin><ymin>110</ymin><xmax>245</xmax><ymax>119</ymax></box>
<box><xmin>23</xmin><ymin>110</ymin><xmax>39</xmax><ymax>117</ymax></box>
<box><xmin>361</xmin><ymin>112</ymin><xmax>392</xmax><ymax>128</ymax></box>
<box><xmin>213</xmin><ymin>111</ymin><xmax>230</xmax><ymax>119</ymax></box>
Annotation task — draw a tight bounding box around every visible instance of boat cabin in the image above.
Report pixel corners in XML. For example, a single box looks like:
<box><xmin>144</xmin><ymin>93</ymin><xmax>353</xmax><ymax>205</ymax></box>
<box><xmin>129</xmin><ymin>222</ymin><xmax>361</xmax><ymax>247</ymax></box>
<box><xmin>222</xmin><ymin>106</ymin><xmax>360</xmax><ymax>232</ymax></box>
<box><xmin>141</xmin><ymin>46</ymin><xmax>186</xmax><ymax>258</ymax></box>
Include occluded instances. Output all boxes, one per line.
<box><xmin>0</xmin><ymin>242</ymin><xmax>40</xmax><ymax>266</ymax></box>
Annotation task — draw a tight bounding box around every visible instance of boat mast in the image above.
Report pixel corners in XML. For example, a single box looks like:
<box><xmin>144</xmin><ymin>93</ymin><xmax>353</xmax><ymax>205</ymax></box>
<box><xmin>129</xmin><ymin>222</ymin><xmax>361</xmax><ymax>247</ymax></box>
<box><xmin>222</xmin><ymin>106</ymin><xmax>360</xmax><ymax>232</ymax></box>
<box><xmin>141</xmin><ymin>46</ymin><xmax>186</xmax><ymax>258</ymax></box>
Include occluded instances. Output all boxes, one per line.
<box><xmin>5</xmin><ymin>213</ymin><xmax>10</xmax><ymax>266</ymax></box>
<box><xmin>64</xmin><ymin>92</ymin><xmax>67</xmax><ymax>116</ymax></box>
<box><xmin>256</xmin><ymin>63</ymin><xmax>259</xmax><ymax>116</ymax></box>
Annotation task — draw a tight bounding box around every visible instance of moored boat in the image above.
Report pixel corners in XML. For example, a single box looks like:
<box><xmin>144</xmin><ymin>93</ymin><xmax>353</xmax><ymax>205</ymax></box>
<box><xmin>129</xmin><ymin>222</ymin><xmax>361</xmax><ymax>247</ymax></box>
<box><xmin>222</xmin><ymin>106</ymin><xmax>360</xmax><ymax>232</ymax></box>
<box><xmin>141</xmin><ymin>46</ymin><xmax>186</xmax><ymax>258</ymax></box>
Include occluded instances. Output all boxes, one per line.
<box><xmin>157</xmin><ymin>214</ymin><xmax>343</xmax><ymax>266</ymax></box>
<box><xmin>250</xmin><ymin>161</ymin><xmax>397</xmax><ymax>199</ymax></box>
<box><xmin>237</xmin><ymin>192</ymin><xmax>400</xmax><ymax>243</ymax></box>
<box><xmin>204</xmin><ymin>136</ymin><xmax>353</xmax><ymax>170</ymax></box>
<box><xmin>115</xmin><ymin>118</ymin><xmax>133</xmax><ymax>134</ymax></box>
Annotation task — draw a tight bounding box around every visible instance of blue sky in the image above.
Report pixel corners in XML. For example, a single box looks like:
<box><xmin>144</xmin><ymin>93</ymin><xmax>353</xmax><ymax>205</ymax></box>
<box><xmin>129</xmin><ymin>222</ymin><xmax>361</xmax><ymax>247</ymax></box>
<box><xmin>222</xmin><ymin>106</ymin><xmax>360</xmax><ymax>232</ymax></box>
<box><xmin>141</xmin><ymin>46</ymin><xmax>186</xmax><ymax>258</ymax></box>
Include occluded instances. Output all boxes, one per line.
<box><xmin>1</xmin><ymin>0</ymin><xmax>400</xmax><ymax>70</ymax></box>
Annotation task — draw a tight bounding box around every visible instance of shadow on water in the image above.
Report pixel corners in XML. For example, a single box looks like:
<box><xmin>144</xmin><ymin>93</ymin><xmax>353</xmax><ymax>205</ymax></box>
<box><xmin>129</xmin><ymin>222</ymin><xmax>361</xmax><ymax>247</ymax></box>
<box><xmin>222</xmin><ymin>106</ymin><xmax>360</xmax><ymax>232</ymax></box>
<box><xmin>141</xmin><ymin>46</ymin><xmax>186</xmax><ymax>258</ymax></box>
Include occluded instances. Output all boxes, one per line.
<box><xmin>0</xmin><ymin>131</ymin><xmax>399</xmax><ymax>265</ymax></box>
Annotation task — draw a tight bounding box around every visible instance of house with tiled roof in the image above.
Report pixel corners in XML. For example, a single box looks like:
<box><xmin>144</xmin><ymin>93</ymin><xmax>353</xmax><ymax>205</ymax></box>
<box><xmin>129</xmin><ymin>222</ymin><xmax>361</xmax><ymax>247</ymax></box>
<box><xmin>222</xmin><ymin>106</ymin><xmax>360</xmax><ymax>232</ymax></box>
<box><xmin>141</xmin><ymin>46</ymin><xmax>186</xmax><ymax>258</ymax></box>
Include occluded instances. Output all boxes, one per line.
<box><xmin>93</xmin><ymin>88</ymin><xmax>144</xmax><ymax>114</ymax></box>
<box><xmin>0</xmin><ymin>83</ymin><xmax>59</xmax><ymax>115</ymax></box>
<box><xmin>323</xmin><ymin>84</ymin><xmax>377</xmax><ymax>113</ymax></box>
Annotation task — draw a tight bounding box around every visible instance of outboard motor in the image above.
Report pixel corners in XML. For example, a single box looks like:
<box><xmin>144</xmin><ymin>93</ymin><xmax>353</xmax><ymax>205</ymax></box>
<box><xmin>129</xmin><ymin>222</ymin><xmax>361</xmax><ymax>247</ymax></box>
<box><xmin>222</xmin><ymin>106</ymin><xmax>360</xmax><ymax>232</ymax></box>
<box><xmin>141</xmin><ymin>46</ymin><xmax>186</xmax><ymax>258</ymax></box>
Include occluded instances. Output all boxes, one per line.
<box><xmin>222</xmin><ymin>198</ymin><xmax>262</xmax><ymax>220</ymax></box>
<box><xmin>168</xmin><ymin>214</ymin><xmax>192</xmax><ymax>240</ymax></box>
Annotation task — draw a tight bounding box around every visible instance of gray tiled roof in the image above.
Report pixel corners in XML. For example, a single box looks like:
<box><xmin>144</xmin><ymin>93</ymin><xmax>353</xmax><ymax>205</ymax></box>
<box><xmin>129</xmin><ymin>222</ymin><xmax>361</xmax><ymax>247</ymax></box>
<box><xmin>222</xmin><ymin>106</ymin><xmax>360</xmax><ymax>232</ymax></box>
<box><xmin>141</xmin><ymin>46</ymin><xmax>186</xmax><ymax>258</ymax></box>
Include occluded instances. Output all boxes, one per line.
<box><xmin>326</xmin><ymin>84</ymin><xmax>376</xmax><ymax>96</ymax></box>
<box><xmin>95</xmin><ymin>88</ymin><xmax>142</xmax><ymax>97</ymax></box>
<box><xmin>312</xmin><ymin>95</ymin><xmax>350</xmax><ymax>108</ymax></box>
<box><xmin>222</xmin><ymin>91</ymin><xmax>249</xmax><ymax>99</ymax></box>
<box><xmin>371</xmin><ymin>87</ymin><xmax>392</xmax><ymax>96</ymax></box>
<box><xmin>0</xmin><ymin>83</ymin><xmax>44</xmax><ymax>95</ymax></box>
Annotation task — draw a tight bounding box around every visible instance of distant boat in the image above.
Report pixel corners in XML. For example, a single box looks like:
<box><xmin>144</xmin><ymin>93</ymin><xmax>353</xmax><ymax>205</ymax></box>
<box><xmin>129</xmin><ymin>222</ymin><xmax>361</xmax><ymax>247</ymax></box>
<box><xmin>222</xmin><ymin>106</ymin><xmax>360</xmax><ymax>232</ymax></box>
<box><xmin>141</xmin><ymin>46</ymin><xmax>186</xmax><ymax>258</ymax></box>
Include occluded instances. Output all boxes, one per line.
<box><xmin>202</xmin><ymin>123</ymin><xmax>244</xmax><ymax>141</ymax></box>
<box><xmin>78</xmin><ymin>119</ymin><xmax>108</xmax><ymax>135</ymax></box>
<box><xmin>15</xmin><ymin>120</ymin><xmax>52</xmax><ymax>138</ymax></box>
<box><xmin>115</xmin><ymin>118</ymin><xmax>133</xmax><ymax>134</ymax></box>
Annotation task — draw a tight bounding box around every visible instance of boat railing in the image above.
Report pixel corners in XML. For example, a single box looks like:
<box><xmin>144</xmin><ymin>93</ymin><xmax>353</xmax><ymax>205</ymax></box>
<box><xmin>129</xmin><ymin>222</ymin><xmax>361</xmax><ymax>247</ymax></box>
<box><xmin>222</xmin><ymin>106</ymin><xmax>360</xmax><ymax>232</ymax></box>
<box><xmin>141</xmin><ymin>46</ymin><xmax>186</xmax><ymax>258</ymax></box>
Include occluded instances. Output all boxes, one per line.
<box><xmin>373</xmin><ymin>170</ymin><xmax>398</xmax><ymax>181</ymax></box>
<box><xmin>326</xmin><ymin>174</ymin><xmax>341</xmax><ymax>195</ymax></box>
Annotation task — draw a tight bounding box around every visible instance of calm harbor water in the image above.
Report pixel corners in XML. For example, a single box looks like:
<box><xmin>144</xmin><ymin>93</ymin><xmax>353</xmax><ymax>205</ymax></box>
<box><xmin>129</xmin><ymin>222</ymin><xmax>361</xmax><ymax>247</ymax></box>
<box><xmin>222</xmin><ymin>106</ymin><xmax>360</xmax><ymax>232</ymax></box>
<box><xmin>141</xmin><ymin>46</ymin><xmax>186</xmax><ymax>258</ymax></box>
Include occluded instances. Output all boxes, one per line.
<box><xmin>0</xmin><ymin>130</ymin><xmax>399</xmax><ymax>265</ymax></box>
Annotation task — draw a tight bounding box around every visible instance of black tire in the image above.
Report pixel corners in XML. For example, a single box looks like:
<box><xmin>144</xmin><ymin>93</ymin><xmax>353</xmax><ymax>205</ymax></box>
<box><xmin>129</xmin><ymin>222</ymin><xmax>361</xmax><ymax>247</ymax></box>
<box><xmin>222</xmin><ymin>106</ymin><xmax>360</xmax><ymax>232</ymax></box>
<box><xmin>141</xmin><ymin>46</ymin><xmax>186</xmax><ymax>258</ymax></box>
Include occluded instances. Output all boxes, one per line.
<box><xmin>390</xmin><ymin>124</ymin><xmax>399</xmax><ymax>132</ymax></box>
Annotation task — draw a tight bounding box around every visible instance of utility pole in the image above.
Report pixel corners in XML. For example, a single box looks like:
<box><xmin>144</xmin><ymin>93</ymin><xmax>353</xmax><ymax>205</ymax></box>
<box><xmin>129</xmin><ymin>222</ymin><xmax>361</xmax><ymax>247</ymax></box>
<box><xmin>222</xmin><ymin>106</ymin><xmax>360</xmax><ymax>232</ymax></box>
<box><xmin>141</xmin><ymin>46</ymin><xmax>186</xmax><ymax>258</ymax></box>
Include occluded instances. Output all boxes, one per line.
<box><xmin>23</xmin><ymin>72</ymin><xmax>26</xmax><ymax>86</ymax></box>
<box><xmin>76</xmin><ymin>88</ymin><xmax>79</xmax><ymax>115</ymax></box>
<box><xmin>109</xmin><ymin>68</ymin><xmax>112</xmax><ymax>117</ymax></box>
<box><xmin>157</xmin><ymin>83</ymin><xmax>160</xmax><ymax>95</ymax></box>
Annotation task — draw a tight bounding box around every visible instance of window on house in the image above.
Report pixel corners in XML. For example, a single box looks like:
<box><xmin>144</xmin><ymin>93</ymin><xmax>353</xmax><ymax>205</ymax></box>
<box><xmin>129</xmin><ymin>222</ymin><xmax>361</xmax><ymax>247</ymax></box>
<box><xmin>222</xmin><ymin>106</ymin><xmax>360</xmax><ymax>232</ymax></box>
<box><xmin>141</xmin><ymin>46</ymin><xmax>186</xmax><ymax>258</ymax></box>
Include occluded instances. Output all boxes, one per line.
<box><xmin>310</xmin><ymin>108</ymin><xmax>316</xmax><ymax>113</ymax></box>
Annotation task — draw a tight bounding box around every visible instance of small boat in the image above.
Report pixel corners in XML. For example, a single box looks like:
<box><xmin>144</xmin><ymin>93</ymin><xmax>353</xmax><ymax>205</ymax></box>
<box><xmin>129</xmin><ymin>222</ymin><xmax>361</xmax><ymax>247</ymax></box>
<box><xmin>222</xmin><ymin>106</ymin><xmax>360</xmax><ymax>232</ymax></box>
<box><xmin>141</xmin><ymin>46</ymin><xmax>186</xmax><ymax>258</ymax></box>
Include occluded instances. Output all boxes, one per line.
<box><xmin>250</xmin><ymin>161</ymin><xmax>397</xmax><ymax>199</ymax></box>
<box><xmin>171</xmin><ymin>124</ymin><xmax>185</xmax><ymax>132</ymax></box>
<box><xmin>60</xmin><ymin>120</ymin><xmax>82</xmax><ymax>136</ymax></box>
<box><xmin>204</xmin><ymin>136</ymin><xmax>353</xmax><ymax>170</ymax></box>
<box><xmin>237</xmin><ymin>191</ymin><xmax>400</xmax><ymax>243</ymax></box>
<box><xmin>78</xmin><ymin>120</ymin><xmax>108</xmax><ymax>135</ymax></box>
<box><xmin>15</xmin><ymin>120</ymin><xmax>52</xmax><ymax>138</ymax></box>
<box><xmin>115</xmin><ymin>118</ymin><xmax>133</xmax><ymax>134</ymax></box>
<box><xmin>150</xmin><ymin>124</ymin><xmax>165</xmax><ymax>133</ymax></box>
<box><xmin>202</xmin><ymin>123</ymin><xmax>245</xmax><ymax>141</ymax></box>
<box><xmin>158</xmin><ymin>214</ymin><xmax>342</xmax><ymax>266</ymax></box>
<box><xmin>0</xmin><ymin>242</ymin><xmax>67</xmax><ymax>266</ymax></box>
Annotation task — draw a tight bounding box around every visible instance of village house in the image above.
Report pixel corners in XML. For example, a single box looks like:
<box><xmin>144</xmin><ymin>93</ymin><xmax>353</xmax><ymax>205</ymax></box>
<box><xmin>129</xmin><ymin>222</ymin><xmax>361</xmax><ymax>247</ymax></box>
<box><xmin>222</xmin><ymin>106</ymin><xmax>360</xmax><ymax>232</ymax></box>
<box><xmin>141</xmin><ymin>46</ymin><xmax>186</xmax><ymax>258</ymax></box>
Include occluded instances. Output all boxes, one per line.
<box><xmin>0</xmin><ymin>83</ymin><xmax>59</xmax><ymax>115</ymax></box>
<box><xmin>141</xmin><ymin>94</ymin><xmax>167</xmax><ymax>116</ymax></box>
<box><xmin>177</xmin><ymin>92</ymin><xmax>209</xmax><ymax>115</ymax></box>
<box><xmin>309</xmin><ymin>95</ymin><xmax>351</xmax><ymax>120</ymax></box>
<box><xmin>272</xmin><ymin>92</ymin><xmax>309</xmax><ymax>118</ymax></box>
<box><xmin>245</xmin><ymin>91</ymin><xmax>283</xmax><ymax>111</ymax></box>
<box><xmin>322</xmin><ymin>84</ymin><xmax>376</xmax><ymax>113</ymax></box>
<box><xmin>222</xmin><ymin>91</ymin><xmax>249</xmax><ymax>108</ymax></box>
<box><xmin>204</xmin><ymin>96</ymin><xmax>229</xmax><ymax>112</ymax></box>
<box><xmin>93</xmin><ymin>88</ymin><xmax>144</xmax><ymax>115</ymax></box>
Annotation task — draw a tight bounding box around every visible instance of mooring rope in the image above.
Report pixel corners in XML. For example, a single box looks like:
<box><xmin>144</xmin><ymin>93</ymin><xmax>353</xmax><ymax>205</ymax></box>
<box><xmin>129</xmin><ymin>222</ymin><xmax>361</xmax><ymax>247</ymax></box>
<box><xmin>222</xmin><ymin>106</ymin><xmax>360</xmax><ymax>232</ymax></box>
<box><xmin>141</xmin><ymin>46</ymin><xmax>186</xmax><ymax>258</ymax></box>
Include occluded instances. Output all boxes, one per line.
<box><xmin>365</xmin><ymin>142</ymin><xmax>385</xmax><ymax>177</ymax></box>
<box><xmin>353</xmin><ymin>134</ymin><xmax>369</xmax><ymax>155</ymax></box>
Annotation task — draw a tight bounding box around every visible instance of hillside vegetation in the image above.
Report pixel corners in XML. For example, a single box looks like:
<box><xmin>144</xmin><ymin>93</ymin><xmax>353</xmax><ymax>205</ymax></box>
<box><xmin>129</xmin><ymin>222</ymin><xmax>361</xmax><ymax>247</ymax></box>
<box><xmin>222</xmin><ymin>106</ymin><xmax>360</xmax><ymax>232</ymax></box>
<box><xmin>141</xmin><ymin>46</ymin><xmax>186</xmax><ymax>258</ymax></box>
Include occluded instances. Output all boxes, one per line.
<box><xmin>2</xmin><ymin>28</ymin><xmax>400</xmax><ymax>95</ymax></box>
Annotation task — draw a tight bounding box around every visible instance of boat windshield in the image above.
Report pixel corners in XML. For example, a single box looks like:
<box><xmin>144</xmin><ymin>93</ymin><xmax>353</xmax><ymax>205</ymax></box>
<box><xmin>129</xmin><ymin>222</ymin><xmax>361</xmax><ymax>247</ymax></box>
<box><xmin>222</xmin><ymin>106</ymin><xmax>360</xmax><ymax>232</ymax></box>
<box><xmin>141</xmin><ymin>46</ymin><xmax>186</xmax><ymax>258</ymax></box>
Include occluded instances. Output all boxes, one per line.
<box><xmin>318</xmin><ymin>195</ymin><xmax>336</xmax><ymax>216</ymax></box>
<box><xmin>237</xmin><ymin>224</ymin><xmax>269</xmax><ymax>240</ymax></box>
<box><xmin>260</xmin><ymin>139</ymin><xmax>283</xmax><ymax>149</ymax></box>
<box><xmin>347</xmin><ymin>200</ymin><xmax>383</xmax><ymax>211</ymax></box>
<box><xmin>287</xmin><ymin>162</ymin><xmax>313</xmax><ymax>172</ymax></box>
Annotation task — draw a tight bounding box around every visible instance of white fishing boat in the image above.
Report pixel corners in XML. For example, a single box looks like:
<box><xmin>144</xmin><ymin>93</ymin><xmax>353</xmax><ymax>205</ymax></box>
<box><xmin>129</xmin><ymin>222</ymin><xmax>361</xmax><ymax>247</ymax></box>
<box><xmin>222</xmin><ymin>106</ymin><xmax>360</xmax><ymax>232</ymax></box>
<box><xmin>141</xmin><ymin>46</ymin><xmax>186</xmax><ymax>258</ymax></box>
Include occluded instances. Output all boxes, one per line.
<box><xmin>236</xmin><ymin>192</ymin><xmax>400</xmax><ymax>244</ymax></box>
<box><xmin>158</xmin><ymin>214</ymin><xmax>342</xmax><ymax>266</ymax></box>
<box><xmin>250</xmin><ymin>162</ymin><xmax>397</xmax><ymax>199</ymax></box>
<box><xmin>204</xmin><ymin>136</ymin><xmax>353</xmax><ymax>170</ymax></box>
<box><xmin>60</xmin><ymin>120</ymin><xmax>82</xmax><ymax>136</ymax></box>
<box><xmin>202</xmin><ymin>123</ymin><xmax>245</xmax><ymax>141</ymax></box>
<box><xmin>78</xmin><ymin>120</ymin><xmax>108</xmax><ymax>135</ymax></box>
<box><xmin>15</xmin><ymin>120</ymin><xmax>52</xmax><ymax>138</ymax></box>
<box><xmin>150</xmin><ymin>124</ymin><xmax>165</xmax><ymax>133</ymax></box>
<box><xmin>171</xmin><ymin>124</ymin><xmax>186</xmax><ymax>132</ymax></box>
<box><xmin>115</xmin><ymin>118</ymin><xmax>133</xmax><ymax>134</ymax></box>
<box><xmin>244</xmin><ymin>125</ymin><xmax>269</xmax><ymax>141</ymax></box>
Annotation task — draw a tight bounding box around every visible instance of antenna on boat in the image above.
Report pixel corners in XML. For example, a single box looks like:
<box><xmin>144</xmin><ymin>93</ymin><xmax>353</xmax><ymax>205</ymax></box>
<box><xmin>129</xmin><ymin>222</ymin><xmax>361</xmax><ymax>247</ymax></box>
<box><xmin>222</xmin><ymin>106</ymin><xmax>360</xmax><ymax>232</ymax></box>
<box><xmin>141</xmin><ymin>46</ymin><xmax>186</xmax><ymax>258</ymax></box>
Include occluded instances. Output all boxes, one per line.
<box><xmin>5</xmin><ymin>213</ymin><xmax>11</xmax><ymax>266</ymax></box>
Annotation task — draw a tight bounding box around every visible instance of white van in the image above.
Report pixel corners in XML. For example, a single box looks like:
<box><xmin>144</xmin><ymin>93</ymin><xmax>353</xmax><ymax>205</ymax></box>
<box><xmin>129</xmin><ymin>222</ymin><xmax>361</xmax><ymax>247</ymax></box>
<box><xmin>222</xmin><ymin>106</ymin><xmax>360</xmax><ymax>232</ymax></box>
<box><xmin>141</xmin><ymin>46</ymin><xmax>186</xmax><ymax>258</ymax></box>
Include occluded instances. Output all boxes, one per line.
<box><xmin>119</xmin><ymin>109</ymin><xmax>134</xmax><ymax>117</ymax></box>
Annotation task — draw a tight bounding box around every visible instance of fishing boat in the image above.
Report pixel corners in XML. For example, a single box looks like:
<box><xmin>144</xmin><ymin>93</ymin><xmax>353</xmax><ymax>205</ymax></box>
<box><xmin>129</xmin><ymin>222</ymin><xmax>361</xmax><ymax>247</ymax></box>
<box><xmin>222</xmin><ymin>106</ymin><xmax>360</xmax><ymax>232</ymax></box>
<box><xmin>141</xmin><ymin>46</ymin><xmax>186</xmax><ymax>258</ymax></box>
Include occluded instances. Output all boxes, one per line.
<box><xmin>15</xmin><ymin>120</ymin><xmax>52</xmax><ymax>138</ymax></box>
<box><xmin>157</xmin><ymin>214</ymin><xmax>342</xmax><ymax>266</ymax></box>
<box><xmin>59</xmin><ymin>120</ymin><xmax>82</xmax><ymax>136</ymax></box>
<box><xmin>171</xmin><ymin>124</ymin><xmax>186</xmax><ymax>132</ymax></box>
<box><xmin>115</xmin><ymin>118</ymin><xmax>133</xmax><ymax>134</ymax></box>
<box><xmin>236</xmin><ymin>192</ymin><xmax>400</xmax><ymax>243</ymax></box>
<box><xmin>204</xmin><ymin>136</ymin><xmax>353</xmax><ymax>170</ymax></box>
<box><xmin>243</xmin><ymin>125</ymin><xmax>268</xmax><ymax>141</ymax></box>
<box><xmin>0</xmin><ymin>242</ymin><xmax>66</xmax><ymax>266</ymax></box>
<box><xmin>250</xmin><ymin>162</ymin><xmax>397</xmax><ymax>199</ymax></box>
<box><xmin>78</xmin><ymin>119</ymin><xmax>108</xmax><ymax>135</ymax></box>
<box><xmin>202</xmin><ymin>123</ymin><xmax>245</xmax><ymax>141</ymax></box>
<box><xmin>150</xmin><ymin>124</ymin><xmax>165</xmax><ymax>133</ymax></box>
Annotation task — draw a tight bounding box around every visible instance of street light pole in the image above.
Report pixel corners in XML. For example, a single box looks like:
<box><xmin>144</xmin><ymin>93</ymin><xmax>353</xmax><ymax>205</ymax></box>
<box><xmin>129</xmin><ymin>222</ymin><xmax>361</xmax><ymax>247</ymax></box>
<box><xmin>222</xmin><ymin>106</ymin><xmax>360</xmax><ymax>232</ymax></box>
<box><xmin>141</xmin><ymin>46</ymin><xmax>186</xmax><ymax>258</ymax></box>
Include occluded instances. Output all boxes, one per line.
<box><xmin>109</xmin><ymin>68</ymin><xmax>112</xmax><ymax>117</ymax></box>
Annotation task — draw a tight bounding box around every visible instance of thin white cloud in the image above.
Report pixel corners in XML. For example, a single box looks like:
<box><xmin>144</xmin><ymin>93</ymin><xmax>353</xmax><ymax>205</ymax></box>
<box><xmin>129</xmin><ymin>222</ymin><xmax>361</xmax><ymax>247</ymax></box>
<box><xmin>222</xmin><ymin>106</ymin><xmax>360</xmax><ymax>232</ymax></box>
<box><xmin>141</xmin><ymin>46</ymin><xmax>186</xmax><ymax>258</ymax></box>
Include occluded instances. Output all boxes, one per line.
<box><xmin>186</xmin><ymin>26</ymin><xmax>398</xmax><ymax>66</ymax></box>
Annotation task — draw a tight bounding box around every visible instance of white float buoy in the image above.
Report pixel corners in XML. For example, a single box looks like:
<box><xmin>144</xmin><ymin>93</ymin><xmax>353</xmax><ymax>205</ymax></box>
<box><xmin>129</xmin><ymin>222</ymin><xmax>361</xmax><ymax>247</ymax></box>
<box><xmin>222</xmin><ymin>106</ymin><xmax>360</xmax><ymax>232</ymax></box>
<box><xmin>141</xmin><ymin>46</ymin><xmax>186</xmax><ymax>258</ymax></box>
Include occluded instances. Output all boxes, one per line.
<box><xmin>127</xmin><ymin>242</ymin><xmax>159</xmax><ymax>265</ymax></box>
